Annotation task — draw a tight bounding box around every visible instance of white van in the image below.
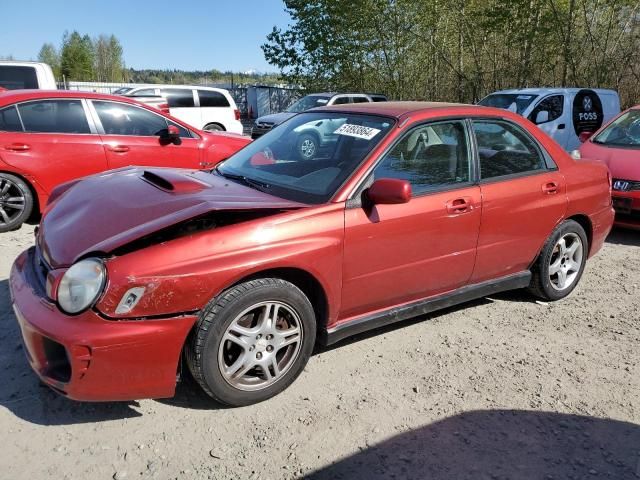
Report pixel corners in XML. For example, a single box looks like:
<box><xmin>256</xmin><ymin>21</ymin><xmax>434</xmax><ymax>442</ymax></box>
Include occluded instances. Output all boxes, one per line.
<box><xmin>478</xmin><ymin>88</ymin><xmax>621</xmax><ymax>151</ymax></box>
<box><xmin>0</xmin><ymin>61</ymin><xmax>57</xmax><ymax>90</ymax></box>
<box><xmin>124</xmin><ymin>85</ymin><xmax>243</xmax><ymax>134</ymax></box>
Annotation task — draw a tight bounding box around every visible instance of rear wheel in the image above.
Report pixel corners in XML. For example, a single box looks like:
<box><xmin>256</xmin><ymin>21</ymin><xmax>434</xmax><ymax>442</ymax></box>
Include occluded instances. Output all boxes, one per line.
<box><xmin>186</xmin><ymin>278</ymin><xmax>316</xmax><ymax>406</ymax></box>
<box><xmin>529</xmin><ymin>219</ymin><xmax>588</xmax><ymax>301</ymax></box>
<box><xmin>0</xmin><ymin>173</ymin><xmax>33</xmax><ymax>233</ymax></box>
<box><xmin>203</xmin><ymin>123</ymin><xmax>225</xmax><ymax>132</ymax></box>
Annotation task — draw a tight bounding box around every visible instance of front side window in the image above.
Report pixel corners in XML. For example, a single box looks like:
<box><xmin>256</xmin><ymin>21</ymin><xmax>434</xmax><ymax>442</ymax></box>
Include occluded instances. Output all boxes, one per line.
<box><xmin>285</xmin><ymin>95</ymin><xmax>331</xmax><ymax>113</ymax></box>
<box><xmin>130</xmin><ymin>88</ymin><xmax>156</xmax><ymax>96</ymax></box>
<box><xmin>0</xmin><ymin>105</ymin><xmax>22</xmax><ymax>132</ymax></box>
<box><xmin>93</xmin><ymin>101</ymin><xmax>169</xmax><ymax>136</ymax></box>
<box><xmin>332</xmin><ymin>97</ymin><xmax>350</xmax><ymax>105</ymax></box>
<box><xmin>160</xmin><ymin>89</ymin><xmax>195</xmax><ymax>108</ymax></box>
<box><xmin>216</xmin><ymin>112</ymin><xmax>394</xmax><ymax>204</ymax></box>
<box><xmin>529</xmin><ymin>95</ymin><xmax>564</xmax><ymax>124</ymax></box>
<box><xmin>593</xmin><ymin>109</ymin><xmax>640</xmax><ymax>147</ymax></box>
<box><xmin>473</xmin><ymin>120</ymin><xmax>546</xmax><ymax>179</ymax></box>
<box><xmin>373</xmin><ymin>121</ymin><xmax>471</xmax><ymax>195</ymax></box>
<box><xmin>478</xmin><ymin>93</ymin><xmax>539</xmax><ymax>115</ymax></box>
<box><xmin>18</xmin><ymin>99</ymin><xmax>90</xmax><ymax>134</ymax></box>
<box><xmin>198</xmin><ymin>90</ymin><xmax>230</xmax><ymax>107</ymax></box>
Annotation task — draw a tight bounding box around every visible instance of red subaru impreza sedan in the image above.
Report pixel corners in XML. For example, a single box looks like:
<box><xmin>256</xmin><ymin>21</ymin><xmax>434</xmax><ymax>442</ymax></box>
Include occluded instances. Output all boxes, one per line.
<box><xmin>10</xmin><ymin>102</ymin><xmax>614</xmax><ymax>406</ymax></box>
<box><xmin>0</xmin><ymin>89</ymin><xmax>250</xmax><ymax>232</ymax></box>
<box><xmin>579</xmin><ymin>105</ymin><xmax>640</xmax><ymax>230</ymax></box>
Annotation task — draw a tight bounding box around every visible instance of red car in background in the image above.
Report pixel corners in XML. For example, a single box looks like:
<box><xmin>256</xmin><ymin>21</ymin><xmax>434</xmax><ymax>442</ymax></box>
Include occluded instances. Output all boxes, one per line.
<box><xmin>579</xmin><ymin>106</ymin><xmax>640</xmax><ymax>230</ymax></box>
<box><xmin>0</xmin><ymin>90</ymin><xmax>250</xmax><ymax>232</ymax></box>
<box><xmin>10</xmin><ymin>102</ymin><xmax>613</xmax><ymax>406</ymax></box>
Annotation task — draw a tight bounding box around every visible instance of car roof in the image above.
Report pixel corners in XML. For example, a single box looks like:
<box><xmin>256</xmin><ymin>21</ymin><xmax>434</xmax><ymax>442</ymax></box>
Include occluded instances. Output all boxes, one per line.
<box><xmin>129</xmin><ymin>84</ymin><xmax>230</xmax><ymax>93</ymax></box>
<box><xmin>313</xmin><ymin>100</ymin><xmax>474</xmax><ymax>119</ymax></box>
<box><xmin>0</xmin><ymin>89</ymin><xmax>147</xmax><ymax>105</ymax></box>
<box><xmin>486</xmin><ymin>87</ymin><xmax>619</xmax><ymax>96</ymax></box>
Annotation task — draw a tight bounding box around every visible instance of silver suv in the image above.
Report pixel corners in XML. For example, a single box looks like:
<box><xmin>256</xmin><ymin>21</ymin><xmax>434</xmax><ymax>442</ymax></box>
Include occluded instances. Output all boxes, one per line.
<box><xmin>251</xmin><ymin>92</ymin><xmax>387</xmax><ymax>141</ymax></box>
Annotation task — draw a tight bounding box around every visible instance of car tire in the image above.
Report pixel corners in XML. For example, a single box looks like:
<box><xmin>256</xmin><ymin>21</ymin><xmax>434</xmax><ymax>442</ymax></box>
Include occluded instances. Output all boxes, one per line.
<box><xmin>528</xmin><ymin>219</ymin><xmax>588</xmax><ymax>301</ymax></box>
<box><xmin>296</xmin><ymin>133</ymin><xmax>318</xmax><ymax>160</ymax></box>
<box><xmin>203</xmin><ymin>123</ymin><xmax>225</xmax><ymax>132</ymax></box>
<box><xmin>0</xmin><ymin>173</ymin><xmax>33</xmax><ymax>233</ymax></box>
<box><xmin>185</xmin><ymin>278</ymin><xmax>316</xmax><ymax>406</ymax></box>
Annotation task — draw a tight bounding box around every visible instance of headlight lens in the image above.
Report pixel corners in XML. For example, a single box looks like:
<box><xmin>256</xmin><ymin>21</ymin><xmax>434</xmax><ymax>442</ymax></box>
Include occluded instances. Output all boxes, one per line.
<box><xmin>57</xmin><ymin>258</ymin><xmax>106</xmax><ymax>314</ymax></box>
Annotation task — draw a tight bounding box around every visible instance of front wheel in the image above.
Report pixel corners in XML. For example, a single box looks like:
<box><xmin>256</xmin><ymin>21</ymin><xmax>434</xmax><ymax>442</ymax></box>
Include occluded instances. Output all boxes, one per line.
<box><xmin>0</xmin><ymin>173</ymin><xmax>33</xmax><ymax>233</ymax></box>
<box><xmin>185</xmin><ymin>278</ymin><xmax>316</xmax><ymax>406</ymax></box>
<box><xmin>528</xmin><ymin>219</ymin><xmax>588</xmax><ymax>301</ymax></box>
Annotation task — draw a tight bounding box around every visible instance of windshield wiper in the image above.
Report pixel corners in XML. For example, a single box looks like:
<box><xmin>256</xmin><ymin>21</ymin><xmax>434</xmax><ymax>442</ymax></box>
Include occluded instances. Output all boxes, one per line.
<box><xmin>214</xmin><ymin>166</ymin><xmax>271</xmax><ymax>191</ymax></box>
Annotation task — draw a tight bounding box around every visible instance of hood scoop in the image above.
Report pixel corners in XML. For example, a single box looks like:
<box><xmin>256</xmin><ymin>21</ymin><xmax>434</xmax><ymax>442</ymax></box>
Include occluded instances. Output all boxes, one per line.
<box><xmin>141</xmin><ymin>169</ymin><xmax>209</xmax><ymax>193</ymax></box>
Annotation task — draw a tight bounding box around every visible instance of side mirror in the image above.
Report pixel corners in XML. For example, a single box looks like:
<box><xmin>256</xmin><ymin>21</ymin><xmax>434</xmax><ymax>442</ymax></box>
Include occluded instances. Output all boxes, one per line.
<box><xmin>160</xmin><ymin>125</ymin><xmax>181</xmax><ymax>145</ymax></box>
<box><xmin>367</xmin><ymin>178</ymin><xmax>411</xmax><ymax>205</ymax></box>
<box><xmin>535</xmin><ymin>110</ymin><xmax>549</xmax><ymax>124</ymax></box>
<box><xmin>578</xmin><ymin>131</ymin><xmax>594</xmax><ymax>143</ymax></box>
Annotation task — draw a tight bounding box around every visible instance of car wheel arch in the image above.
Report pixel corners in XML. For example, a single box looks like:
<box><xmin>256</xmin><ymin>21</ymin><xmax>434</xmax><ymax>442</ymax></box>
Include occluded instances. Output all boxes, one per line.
<box><xmin>0</xmin><ymin>170</ymin><xmax>41</xmax><ymax>219</ymax></box>
<box><xmin>566</xmin><ymin>214</ymin><xmax>593</xmax><ymax>255</ymax></box>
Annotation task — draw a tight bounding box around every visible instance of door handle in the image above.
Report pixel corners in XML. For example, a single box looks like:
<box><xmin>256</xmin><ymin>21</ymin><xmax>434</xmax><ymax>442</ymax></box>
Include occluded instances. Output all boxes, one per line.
<box><xmin>557</xmin><ymin>124</ymin><xmax>565</xmax><ymax>130</ymax></box>
<box><xmin>542</xmin><ymin>181</ymin><xmax>559</xmax><ymax>194</ymax></box>
<box><xmin>4</xmin><ymin>143</ymin><xmax>30</xmax><ymax>152</ymax></box>
<box><xmin>446</xmin><ymin>197</ymin><xmax>473</xmax><ymax>214</ymax></box>
<box><xmin>107</xmin><ymin>145</ymin><xmax>130</xmax><ymax>153</ymax></box>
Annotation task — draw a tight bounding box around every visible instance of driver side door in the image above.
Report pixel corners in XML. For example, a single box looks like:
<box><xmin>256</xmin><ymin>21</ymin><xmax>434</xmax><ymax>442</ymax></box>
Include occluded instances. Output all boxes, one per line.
<box><xmin>89</xmin><ymin>100</ymin><xmax>202</xmax><ymax>170</ymax></box>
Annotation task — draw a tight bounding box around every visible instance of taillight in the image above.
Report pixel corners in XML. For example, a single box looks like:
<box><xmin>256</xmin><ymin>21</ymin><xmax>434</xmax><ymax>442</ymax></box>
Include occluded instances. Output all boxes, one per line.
<box><xmin>234</xmin><ymin>109</ymin><xmax>241</xmax><ymax>121</ymax></box>
<box><xmin>158</xmin><ymin>103</ymin><xmax>170</xmax><ymax>114</ymax></box>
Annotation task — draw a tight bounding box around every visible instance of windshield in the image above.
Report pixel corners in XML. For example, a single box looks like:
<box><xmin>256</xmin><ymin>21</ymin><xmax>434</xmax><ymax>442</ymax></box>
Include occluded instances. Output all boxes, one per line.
<box><xmin>478</xmin><ymin>93</ymin><xmax>539</xmax><ymax>115</ymax></box>
<box><xmin>286</xmin><ymin>95</ymin><xmax>332</xmax><ymax>113</ymax></box>
<box><xmin>216</xmin><ymin>112</ymin><xmax>394</xmax><ymax>204</ymax></box>
<box><xmin>593</xmin><ymin>110</ymin><xmax>640</xmax><ymax>147</ymax></box>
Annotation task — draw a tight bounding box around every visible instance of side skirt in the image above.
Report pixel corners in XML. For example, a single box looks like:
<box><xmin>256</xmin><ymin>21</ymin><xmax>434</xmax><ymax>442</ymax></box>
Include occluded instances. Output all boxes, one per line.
<box><xmin>323</xmin><ymin>271</ymin><xmax>532</xmax><ymax>346</ymax></box>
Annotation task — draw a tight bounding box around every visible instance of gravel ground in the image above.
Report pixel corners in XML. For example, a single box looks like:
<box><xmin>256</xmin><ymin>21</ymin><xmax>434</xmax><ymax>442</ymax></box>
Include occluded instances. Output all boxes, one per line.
<box><xmin>0</xmin><ymin>224</ymin><xmax>639</xmax><ymax>480</ymax></box>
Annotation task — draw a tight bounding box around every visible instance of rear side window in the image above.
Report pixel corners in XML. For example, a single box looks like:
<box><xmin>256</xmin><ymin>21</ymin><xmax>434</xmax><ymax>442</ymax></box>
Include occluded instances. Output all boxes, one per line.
<box><xmin>473</xmin><ymin>120</ymin><xmax>546</xmax><ymax>180</ymax></box>
<box><xmin>18</xmin><ymin>100</ymin><xmax>90</xmax><ymax>134</ymax></box>
<box><xmin>160</xmin><ymin>89</ymin><xmax>195</xmax><ymax>108</ymax></box>
<box><xmin>198</xmin><ymin>90</ymin><xmax>230</xmax><ymax>107</ymax></box>
<box><xmin>373</xmin><ymin>120</ymin><xmax>471</xmax><ymax>195</ymax></box>
<box><xmin>0</xmin><ymin>105</ymin><xmax>22</xmax><ymax>132</ymax></box>
<box><xmin>529</xmin><ymin>95</ymin><xmax>564</xmax><ymax>124</ymax></box>
<box><xmin>351</xmin><ymin>97</ymin><xmax>369</xmax><ymax>103</ymax></box>
<box><xmin>0</xmin><ymin>66</ymin><xmax>38</xmax><ymax>90</ymax></box>
<box><xmin>93</xmin><ymin>101</ymin><xmax>168</xmax><ymax>136</ymax></box>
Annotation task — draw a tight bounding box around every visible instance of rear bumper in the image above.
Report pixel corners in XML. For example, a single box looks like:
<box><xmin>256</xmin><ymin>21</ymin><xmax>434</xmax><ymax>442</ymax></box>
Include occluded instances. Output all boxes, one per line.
<box><xmin>9</xmin><ymin>247</ymin><xmax>197</xmax><ymax>402</ymax></box>
<box><xmin>612</xmin><ymin>191</ymin><xmax>640</xmax><ymax>230</ymax></box>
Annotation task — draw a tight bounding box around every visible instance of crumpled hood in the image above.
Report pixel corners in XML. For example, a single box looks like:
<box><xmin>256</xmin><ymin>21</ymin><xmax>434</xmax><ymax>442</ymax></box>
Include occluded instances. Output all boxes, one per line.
<box><xmin>39</xmin><ymin>167</ymin><xmax>304</xmax><ymax>268</ymax></box>
<box><xmin>255</xmin><ymin>112</ymin><xmax>295</xmax><ymax>126</ymax></box>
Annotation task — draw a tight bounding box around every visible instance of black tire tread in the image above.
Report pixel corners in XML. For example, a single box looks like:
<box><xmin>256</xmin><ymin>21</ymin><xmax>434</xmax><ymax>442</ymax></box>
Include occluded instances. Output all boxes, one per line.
<box><xmin>185</xmin><ymin>278</ymin><xmax>311</xmax><ymax>404</ymax></box>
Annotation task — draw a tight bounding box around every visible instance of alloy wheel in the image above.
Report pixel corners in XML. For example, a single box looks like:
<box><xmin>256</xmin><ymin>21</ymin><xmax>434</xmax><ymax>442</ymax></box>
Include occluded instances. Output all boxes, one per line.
<box><xmin>218</xmin><ymin>301</ymin><xmax>303</xmax><ymax>391</ymax></box>
<box><xmin>548</xmin><ymin>232</ymin><xmax>584</xmax><ymax>291</ymax></box>
<box><xmin>0</xmin><ymin>178</ymin><xmax>26</xmax><ymax>228</ymax></box>
<box><xmin>300</xmin><ymin>138</ymin><xmax>316</xmax><ymax>159</ymax></box>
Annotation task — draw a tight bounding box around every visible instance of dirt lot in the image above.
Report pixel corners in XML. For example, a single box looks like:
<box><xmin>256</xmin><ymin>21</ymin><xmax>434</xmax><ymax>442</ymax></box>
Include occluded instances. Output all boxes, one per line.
<box><xmin>1</xmin><ymin>224</ymin><xmax>639</xmax><ymax>480</ymax></box>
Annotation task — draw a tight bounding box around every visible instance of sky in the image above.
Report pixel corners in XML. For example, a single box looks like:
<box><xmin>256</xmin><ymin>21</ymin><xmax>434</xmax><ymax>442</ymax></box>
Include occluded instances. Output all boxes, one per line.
<box><xmin>0</xmin><ymin>0</ymin><xmax>292</xmax><ymax>72</ymax></box>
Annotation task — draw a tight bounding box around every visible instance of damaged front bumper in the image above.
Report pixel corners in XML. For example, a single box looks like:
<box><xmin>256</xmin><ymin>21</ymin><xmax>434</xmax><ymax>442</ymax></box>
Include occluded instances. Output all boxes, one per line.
<box><xmin>9</xmin><ymin>247</ymin><xmax>198</xmax><ymax>402</ymax></box>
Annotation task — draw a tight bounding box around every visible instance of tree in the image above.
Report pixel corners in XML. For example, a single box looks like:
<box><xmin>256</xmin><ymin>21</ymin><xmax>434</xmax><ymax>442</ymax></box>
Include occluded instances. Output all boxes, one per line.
<box><xmin>60</xmin><ymin>31</ymin><xmax>95</xmax><ymax>81</ymax></box>
<box><xmin>262</xmin><ymin>0</ymin><xmax>640</xmax><ymax>106</ymax></box>
<box><xmin>37</xmin><ymin>43</ymin><xmax>60</xmax><ymax>79</ymax></box>
<box><xmin>94</xmin><ymin>34</ymin><xmax>125</xmax><ymax>82</ymax></box>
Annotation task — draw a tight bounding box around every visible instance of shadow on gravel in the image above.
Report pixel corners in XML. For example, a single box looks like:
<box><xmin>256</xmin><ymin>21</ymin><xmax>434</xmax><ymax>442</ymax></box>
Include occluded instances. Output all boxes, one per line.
<box><xmin>0</xmin><ymin>280</ymin><xmax>143</xmax><ymax>425</ymax></box>
<box><xmin>306</xmin><ymin>410</ymin><xmax>640</xmax><ymax>480</ymax></box>
<box><xmin>606</xmin><ymin>227</ymin><xmax>640</xmax><ymax>247</ymax></box>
